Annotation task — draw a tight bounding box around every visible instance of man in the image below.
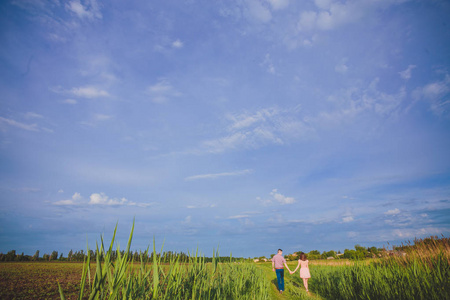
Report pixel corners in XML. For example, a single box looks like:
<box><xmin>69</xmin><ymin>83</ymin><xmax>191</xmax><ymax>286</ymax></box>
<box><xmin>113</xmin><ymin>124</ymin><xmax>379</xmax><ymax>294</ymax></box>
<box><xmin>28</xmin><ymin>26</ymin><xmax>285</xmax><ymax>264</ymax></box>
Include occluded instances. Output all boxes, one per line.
<box><xmin>272</xmin><ymin>249</ymin><xmax>290</xmax><ymax>293</ymax></box>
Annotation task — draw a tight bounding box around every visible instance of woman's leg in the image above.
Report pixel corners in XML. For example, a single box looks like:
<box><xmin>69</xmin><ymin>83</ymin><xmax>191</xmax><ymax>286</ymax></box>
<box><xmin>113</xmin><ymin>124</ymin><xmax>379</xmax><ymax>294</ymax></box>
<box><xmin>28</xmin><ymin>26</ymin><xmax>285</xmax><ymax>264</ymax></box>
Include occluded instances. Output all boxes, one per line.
<box><xmin>304</xmin><ymin>278</ymin><xmax>309</xmax><ymax>291</ymax></box>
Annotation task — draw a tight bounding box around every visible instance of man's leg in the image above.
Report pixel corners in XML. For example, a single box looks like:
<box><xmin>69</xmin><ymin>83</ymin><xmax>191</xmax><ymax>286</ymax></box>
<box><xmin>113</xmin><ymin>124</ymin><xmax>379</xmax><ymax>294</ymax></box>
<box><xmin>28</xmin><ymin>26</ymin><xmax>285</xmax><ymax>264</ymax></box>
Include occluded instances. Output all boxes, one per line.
<box><xmin>279</xmin><ymin>269</ymin><xmax>285</xmax><ymax>291</ymax></box>
<box><xmin>275</xmin><ymin>269</ymin><xmax>282</xmax><ymax>291</ymax></box>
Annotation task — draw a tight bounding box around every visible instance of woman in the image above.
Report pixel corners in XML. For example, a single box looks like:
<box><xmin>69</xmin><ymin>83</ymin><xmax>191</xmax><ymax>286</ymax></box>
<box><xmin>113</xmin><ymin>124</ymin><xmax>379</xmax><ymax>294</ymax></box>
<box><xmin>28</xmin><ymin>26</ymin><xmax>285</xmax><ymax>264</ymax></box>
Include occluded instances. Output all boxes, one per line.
<box><xmin>290</xmin><ymin>253</ymin><xmax>311</xmax><ymax>292</ymax></box>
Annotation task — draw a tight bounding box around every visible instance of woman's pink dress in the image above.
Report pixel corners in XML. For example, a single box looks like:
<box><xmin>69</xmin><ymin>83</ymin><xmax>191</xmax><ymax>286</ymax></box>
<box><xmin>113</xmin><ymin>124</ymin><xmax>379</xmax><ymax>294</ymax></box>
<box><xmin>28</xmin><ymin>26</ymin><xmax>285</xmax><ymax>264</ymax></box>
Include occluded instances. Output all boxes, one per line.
<box><xmin>299</xmin><ymin>259</ymin><xmax>311</xmax><ymax>278</ymax></box>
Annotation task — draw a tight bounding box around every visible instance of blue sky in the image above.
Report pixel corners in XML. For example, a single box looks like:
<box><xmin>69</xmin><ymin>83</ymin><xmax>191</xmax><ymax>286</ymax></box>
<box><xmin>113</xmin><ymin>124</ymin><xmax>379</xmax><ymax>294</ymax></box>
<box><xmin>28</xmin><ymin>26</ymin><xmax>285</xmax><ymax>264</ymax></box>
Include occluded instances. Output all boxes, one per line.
<box><xmin>1</xmin><ymin>0</ymin><xmax>449</xmax><ymax>258</ymax></box>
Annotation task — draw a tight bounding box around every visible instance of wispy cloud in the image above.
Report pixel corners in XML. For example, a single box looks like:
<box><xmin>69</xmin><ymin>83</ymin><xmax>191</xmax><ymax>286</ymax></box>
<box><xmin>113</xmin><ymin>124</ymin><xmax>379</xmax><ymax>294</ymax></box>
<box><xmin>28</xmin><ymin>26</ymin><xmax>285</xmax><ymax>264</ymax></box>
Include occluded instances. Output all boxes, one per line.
<box><xmin>297</xmin><ymin>1</ymin><xmax>377</xmax><ymax>32</ymax></box>
<box><xmin>24</xmin><ymin>112</ymin><xmax>44</xmax><ymax>119</ymax></box>
<box><xmin>399</xmin><ymin>65</ymin><xmax>416</xmax><ymax>80</ymax></box>
<box><xmin>413</xmin><ymin>73</ymin><xmax>450</xmax><ymax>117</ymax></box>
<box><xmin>267</xmin><ymin>0</ymin><xmax>289</xmax><ymax>10</ymax></box>
<box><xmin>185</xmin><ymin>169</ymin><xmax>252</xmax><ymax>181</ymax></box>
<box><xmin>199</xmin><ymin>107</ymin><xmax>309</xmax><ymax>154</ymax></box>
<box><xmin>70</xmin><ymin>86</ymin><xmax>109</xmax><ymax>98</ymax></box>
<box><xmin>62</xmin><ymin>99</ymin><xmax>78</xmax><ymax>105</ymax></box>
<box><xmin>172</xmin><ymin>39</ymin><xmax>183</xmax><ymax>48</ymax></box>
<box><xmin>0</xmin><ymin>117</ymin><xmax>39</xmax><ymax>132</ymax></box>
<box><xmin>65</xmin><ymin>0</ymin><xmax>102</xmax><ymax>20</ymax></box>
<box><xmin>261</xmin><ymin>53</ymin><xmax>276</xmax><ymax>74</ymax></box>
<box><xmin>228</xmin><ymin>214</ymin><xmax>250</xmax><ymax>219</ymax></box>
<box><xmin>93</xmin><ymin>114</ymin><xmax>113</xmax><ymax>121</ymax></box>
<box><xmin>53</xmin><ymin>192</ymin><xmax>153</xmax><ymax>207</ymax></box>
<box><xmin>147</xmin><ymin>79</ymin><xmax>181</xmax><ymax>103</ymax></box>
<box><xmin>258</xmin><ymin>189</ymin><xmax>295</xmax><ymax>205</ymax></box>
<box><xmin>89</xmin><ymin>193</ymin><xmax>128</xmax><ymax>205</ymax></box>
<box><xmin>335</xmin><ymin>58</ymin><xmax>349</xmax><ymax>74</ymax></box>
<box><xmin>53</xmin><ymin>192</ymin><xmax>82</xmax><ymax>206</ymax></box>
<box><xmin>186</xmin><ymin>203</ymin><xmax>216</xmax><ymax>209</ymax></box>
<box><xmin>385</xmin><ymin>208</ymin><xmax>400</xmax><ymax>215</ymax></box>
<box><xmin>342</xmin><ymin>216</ymin><xmax>354</xmax><ymax>223</ymax></box>
<box><xmin>245</xmin><ymin>0</ymin><xmax>272</xmax><ymax>23</ymax></box>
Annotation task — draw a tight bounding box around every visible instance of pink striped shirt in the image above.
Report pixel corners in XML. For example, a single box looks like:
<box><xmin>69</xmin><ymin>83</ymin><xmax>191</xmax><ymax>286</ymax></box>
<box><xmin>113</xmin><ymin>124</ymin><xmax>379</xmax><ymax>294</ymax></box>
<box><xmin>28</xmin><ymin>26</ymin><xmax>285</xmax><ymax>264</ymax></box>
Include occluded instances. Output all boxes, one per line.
<box><xmin>272</xmin><ymin>254</ymin><xmax>286</xmax><ymax>269</ymax></box>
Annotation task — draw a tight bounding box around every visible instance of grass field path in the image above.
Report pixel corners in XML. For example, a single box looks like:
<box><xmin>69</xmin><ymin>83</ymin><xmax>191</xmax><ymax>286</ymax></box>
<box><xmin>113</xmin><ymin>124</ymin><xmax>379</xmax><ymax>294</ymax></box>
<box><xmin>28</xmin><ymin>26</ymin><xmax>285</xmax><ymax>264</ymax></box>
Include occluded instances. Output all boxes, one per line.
<box><xmin>256</xmin><ymin>263</ymin><xmax>322</xmax><ymax>300</ymax></box>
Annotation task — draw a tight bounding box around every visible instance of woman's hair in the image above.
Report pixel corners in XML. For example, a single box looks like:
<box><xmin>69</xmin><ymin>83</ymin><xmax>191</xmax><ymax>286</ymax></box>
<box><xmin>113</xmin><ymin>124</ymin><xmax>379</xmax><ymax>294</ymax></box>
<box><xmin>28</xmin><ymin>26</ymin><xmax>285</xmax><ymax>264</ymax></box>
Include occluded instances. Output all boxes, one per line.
<box><xmin>300</xmin><ymin>253</ymin><xmax>307</xmax><ymax>261</ymax></box>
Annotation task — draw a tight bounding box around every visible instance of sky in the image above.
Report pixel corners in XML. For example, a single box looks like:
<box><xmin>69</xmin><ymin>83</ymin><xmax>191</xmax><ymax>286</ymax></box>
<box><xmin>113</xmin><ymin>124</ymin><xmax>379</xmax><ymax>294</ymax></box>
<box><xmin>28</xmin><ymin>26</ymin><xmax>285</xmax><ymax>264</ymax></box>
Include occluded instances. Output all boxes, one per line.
<box><xmin>0</xmin><ymin>0</ymin><xmax>449</xmax><ymax>258</ymax></box>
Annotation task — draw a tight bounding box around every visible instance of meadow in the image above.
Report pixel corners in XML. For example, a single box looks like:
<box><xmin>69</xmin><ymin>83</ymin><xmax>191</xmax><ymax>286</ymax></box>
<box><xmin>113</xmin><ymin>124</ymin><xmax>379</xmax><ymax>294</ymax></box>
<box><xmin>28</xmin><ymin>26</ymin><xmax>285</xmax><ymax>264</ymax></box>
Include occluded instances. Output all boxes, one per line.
<box><xmin>0</xmin><ymin>223</ymin><xmax>448</xmax><ymax>299</ymax></box>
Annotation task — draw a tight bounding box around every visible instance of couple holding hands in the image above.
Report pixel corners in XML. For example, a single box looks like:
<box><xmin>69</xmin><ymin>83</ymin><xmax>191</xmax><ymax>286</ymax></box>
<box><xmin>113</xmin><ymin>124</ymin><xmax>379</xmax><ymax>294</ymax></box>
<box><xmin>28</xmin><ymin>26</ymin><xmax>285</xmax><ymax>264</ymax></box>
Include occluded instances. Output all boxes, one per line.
<box><xmin>272</xmin><ymin>249</ymin><xmax>311</xmax><ymax>294</ymax></box>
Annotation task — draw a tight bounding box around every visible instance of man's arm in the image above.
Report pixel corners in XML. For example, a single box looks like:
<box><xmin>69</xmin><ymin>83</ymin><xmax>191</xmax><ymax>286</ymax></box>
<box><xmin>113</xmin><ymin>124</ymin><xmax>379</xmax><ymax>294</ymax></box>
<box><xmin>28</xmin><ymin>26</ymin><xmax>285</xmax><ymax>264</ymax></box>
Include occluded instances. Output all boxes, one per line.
<box><xmin>284</xmin><ymin>262</ymin><xmax>291</xmax><ymax>272</ymax></box>
<box><xmin>272</xmin><ymin>258</ymin><xmax>275</xmax><ymax>271</ymax></box>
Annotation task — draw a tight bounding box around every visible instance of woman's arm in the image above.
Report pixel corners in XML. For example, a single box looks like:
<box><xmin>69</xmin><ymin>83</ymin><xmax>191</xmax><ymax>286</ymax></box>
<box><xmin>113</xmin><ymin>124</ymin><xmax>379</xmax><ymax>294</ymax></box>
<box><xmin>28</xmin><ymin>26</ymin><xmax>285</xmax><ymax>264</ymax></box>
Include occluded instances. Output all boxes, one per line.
<box><xmin>290</xmin><ymin>261</ymin><xmax>300</xmax><ymax>274</ymax></box>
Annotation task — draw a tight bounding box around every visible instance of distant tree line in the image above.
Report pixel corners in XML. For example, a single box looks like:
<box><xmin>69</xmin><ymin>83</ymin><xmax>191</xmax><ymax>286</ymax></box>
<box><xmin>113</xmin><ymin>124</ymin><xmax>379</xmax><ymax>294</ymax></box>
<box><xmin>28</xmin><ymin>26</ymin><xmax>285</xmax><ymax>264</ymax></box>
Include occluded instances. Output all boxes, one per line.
<box><xmin>254</xmin><ymin>244</ymin><xmax>386</xmax><ymax>262</ymax></box>
<box><xmin>0</xmin><ymin>249</ymin><xmax>248</xmax><ymax>263</ymax></box>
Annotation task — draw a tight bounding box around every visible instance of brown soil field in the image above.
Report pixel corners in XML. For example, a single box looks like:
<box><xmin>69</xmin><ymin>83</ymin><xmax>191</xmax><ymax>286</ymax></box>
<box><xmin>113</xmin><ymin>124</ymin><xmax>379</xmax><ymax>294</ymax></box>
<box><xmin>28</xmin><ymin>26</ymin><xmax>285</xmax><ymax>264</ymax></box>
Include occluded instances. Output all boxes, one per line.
<box><xmin>0</xmin><ymin>262</ymin><xmax>89</xmax><ymax>300</ymax></box>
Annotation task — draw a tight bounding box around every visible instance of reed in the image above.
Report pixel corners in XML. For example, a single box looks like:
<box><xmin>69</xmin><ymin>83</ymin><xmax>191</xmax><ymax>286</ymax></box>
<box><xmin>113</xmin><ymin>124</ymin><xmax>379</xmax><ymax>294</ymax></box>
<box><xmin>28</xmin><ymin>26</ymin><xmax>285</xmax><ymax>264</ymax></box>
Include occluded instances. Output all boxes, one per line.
<box><xmin>293</xmin><ymin>236</ymin><xmax>450</xmax><ymax>300</ymax></box>
<box><xmin>58</xmin><ymin>221</ymin><xmax>269</xmax><ymax>299</ymax></box>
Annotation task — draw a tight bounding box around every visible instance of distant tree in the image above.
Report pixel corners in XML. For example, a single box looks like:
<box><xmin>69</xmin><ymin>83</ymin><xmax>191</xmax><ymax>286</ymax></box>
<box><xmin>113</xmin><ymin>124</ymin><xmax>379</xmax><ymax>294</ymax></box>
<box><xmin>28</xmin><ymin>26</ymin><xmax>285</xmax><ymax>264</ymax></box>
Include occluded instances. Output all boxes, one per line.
<box><xmin>59</xmin><ymin>253</ymin><xmax>64</xmax><ymax>260</ymax></box>
<box><xmin>33</xmin><ymin>250</ymin><xmax>40</xmax><ymax>261</ymax></box>
<box><xmin>270</xmin><ymin>254</ymin><xmax>275</xmax><ymax>259</ymax></box>
<box><xmin>50</xmin><ymin>251</ymin><xmax>58</xmax><ymax>261</ymax></box>
<box><xmin>67</xmin><ymin>250</ymin><xmax>73</xmax><ymax>261</ymax></box>
<box><xmin>5</xmin><ymin>250</ymin><xmax>16</xmax><ymax>261</ymax></box>
<box><xmin>18</xmin><ymin>252</ymin><xmax>26</xmax><ymax>261</ymax></box>
<box><xmin>344</xmin><ymin>249</ymin><xmax>364</xmax><ymax>260</ymax></box>
<box><xmin>43</xmin><ymin>253</ymin><xmax>50</xmax><ymax>261</ymax></box>
<box><xmin>369</xmin><ymin>246</ymin><xmax>379</xmax><ymax>257</ymax></box>
<box><xmin>307</xmin><ymin>250</ymin><xmax>321</xmax><ymax>260</ymax></box>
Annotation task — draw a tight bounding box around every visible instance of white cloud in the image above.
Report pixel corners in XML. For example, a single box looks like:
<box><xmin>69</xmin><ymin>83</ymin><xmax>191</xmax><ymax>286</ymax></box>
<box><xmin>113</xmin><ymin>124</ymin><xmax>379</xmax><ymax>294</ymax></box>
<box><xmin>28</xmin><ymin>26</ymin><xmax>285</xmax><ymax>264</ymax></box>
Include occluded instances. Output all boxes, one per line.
<box><xmin>342</xmin><ymin>216</ymin><xmax>354</xmax><ymax>222</ymax></box>
<box><xmin>392</xmin><ymin>227</ymin><xmax>449</xmax><ymax>239</ymax></box>
<box><xmin>94</xmin><ymin>114</ymin><xmax>113</xmax><ymax>121</ymax></box>
<box><xmin>246</xmin><ymin>0</ymin><xmax>272</xmax><ymax>23</ymax></box>
<box><xmin>147</xmin><ymin>79</ymin><xmax>181</xmax><ymax>103</ymax></box>
<box><xmin>313</xmin><ymin>77</ymin><xmax>407</xmax><ymax>127</ymax></box>
<box><xmin>261</xmin><ymin>53</ymin><xmax>276</xmax><ymax>74</ymax></box>
<box><xmin>89</xmin><ymin>193</ymin><xmax>128</xmax><ymax>205</ymax></box>
<box><xmin>297</xmin><ymin>11</ymin><xmax>317</xmax><ymax>31</ymax></box>
<box><xmin>70</xmin><ymin>86</ymin><xmax>109</xmax><ymax>98</ymax></box>
<box><xmin>413</xmin><ymin>74</ymin><xmax>450</xmax><ymax>116</ymax></box>
<box><xmin>0</xmin><ymin>117</ymin><xmax>39</xmax><ymax>132</ymax></box>
<box><xmin>62</xmin><ymin>99</ymin><xmax>77</xmax><ymax>105</ymax></box>
<box><xmin>269</xmin><ymin>189</ymin><xmax>295</xmax><ymax>204</ymax></box>
<box><xmin>200</xmin><ymin>107</ymin><xmax>309</xmax><ymax>154</ymax></box>
<box><xmin>66</xmin><ymin>0</ymin><xmax>102</xmax><ymax>20</ymax></box>
<box><xmin>335</xmin><ymin>59</ymin><xmax>348</xmax><ymax>74</ymax></box>
<box><xmin>83</xmin><ymin>192</ymin><xmax>153</xmax><ymax>207</ymax></box>
<box><xmin>314</xmin><ymin>0</ymin><xmax>332</xmax><ymax>10</ymax></box>
<box><xmin>385</xmin><ymin>208</ymin><xmax>400</xmax><ymax>215</ymax></box>
<box><xmin>267</xmin><ymin>0</ymin><xmax>289</xmax><ymax>10</ymax></box>
<box><xmin>227</xmin><ymin>108</ymin><xmax>278</xmax><ymax>130</ymax></box>
<box><xmin>172</xmin><ymin>39</ymin><xmax>183</xmax><ymax>48</ymax></box>
<box><xmin>347</xmin><ymin>231</ymin><xmax>358</xmax><ymax>238</ymax></box>
<box><xmin>399</xmin><ymin>65</ymin><xmax>416</xmax><ymax>80</ymax></box>
<box><xmin>53</xmin><ymin>192</ymin><xmax>82</xmax><ymax>206</ymax></box>
<box><xmin>58</xmin><ymin>189</ymin><xmax>64</xmax><ymax>193</ymax></box>
<box><xmin>228</xmin><ymin>214</ymin><xmax>250</xmax><ymax>219</ymax></box>
<box><xmin>185</xmin><ymin>169</ymin><xmax>252</xmax><ymax>181</ymax></box>
<box><xmin>186</xmin><ymin>203</ymin><xmax>216</xmax><ymax>209</ymax></box>
<box><xmin>271</xmin><ymin>189</ymin><xmax>295</xmax><ymax>204</ymax></box>
<box><xmin>24</xmin><ymin>112</ymin><xmax>44</xmax><ymax>119</ymax></box>
<box><xmin>298</xmin><ymin>0</ymin><xmax>406</xmax><ymax>33</ymax></box>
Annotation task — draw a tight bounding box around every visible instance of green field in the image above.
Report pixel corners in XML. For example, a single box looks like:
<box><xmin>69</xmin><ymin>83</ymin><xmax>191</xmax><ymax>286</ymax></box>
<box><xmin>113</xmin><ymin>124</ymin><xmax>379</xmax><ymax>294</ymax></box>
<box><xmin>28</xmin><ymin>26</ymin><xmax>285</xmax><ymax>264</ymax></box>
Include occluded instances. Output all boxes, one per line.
<box><xmin>1</xmin><ymin>225</ymin><xmax>448</xmax><ymax>299</ymax></box>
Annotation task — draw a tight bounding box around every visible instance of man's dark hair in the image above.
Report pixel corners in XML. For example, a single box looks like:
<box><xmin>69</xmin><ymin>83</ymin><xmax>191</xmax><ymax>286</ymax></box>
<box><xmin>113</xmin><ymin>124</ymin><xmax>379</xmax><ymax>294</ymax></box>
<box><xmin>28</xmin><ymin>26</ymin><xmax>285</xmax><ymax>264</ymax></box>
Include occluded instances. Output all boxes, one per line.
<box><xmin>278</xmin><ymin>249</ymin><xmax>282</xmax><ymax>252</ymax></box>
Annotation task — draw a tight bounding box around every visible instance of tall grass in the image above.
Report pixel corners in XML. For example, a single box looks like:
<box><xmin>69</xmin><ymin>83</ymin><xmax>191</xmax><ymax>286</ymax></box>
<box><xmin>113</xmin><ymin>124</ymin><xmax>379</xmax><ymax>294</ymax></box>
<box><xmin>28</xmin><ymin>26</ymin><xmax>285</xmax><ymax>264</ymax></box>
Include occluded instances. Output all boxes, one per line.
<box><xmin>296</xmin><ymin>236</ymin><xmax>450</xmax><ymax>300</ymax></box>
<box><xmin>58</xmin><ymin>221</ymin><xmax>269</xmax><ymax>299</ymax></box>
